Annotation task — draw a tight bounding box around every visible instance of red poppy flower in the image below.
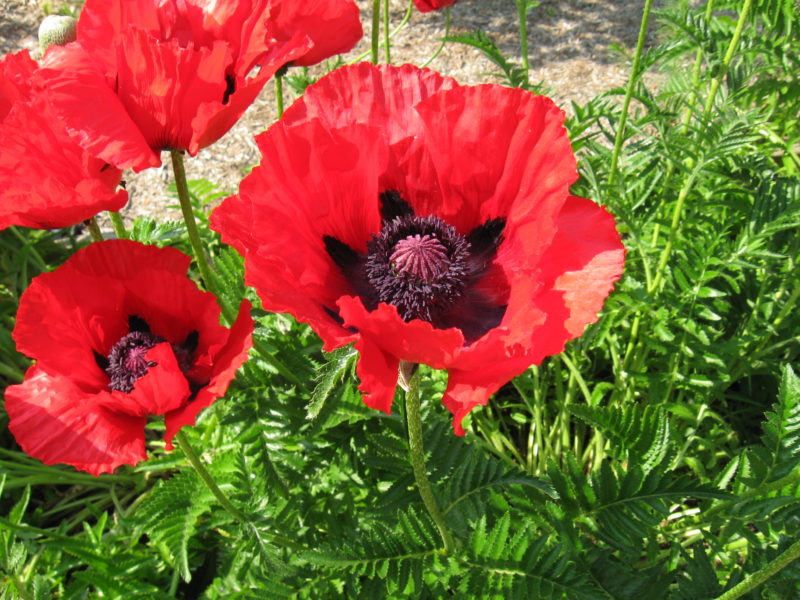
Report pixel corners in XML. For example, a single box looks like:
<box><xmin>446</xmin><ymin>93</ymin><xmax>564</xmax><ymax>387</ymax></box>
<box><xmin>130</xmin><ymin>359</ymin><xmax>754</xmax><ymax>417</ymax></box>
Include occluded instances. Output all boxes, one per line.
<box><xmin>38</xmin><ymin>0</ymin><xmax>362</xmax><ymax>172</ymax></box>
<box><xmin>211</xmin><ymin>63</ymin><xmax>625</xmax><ymax>435</ymax></box>
<box><xmin>413</xmin><ymin>0</ymin><xmax>461</xmax><ymax>12</ymax></box>
<box><xmin>4</xmin><ymin>240</ymin><xmax>253</xmax><ymax>475</ymax></box>
<box><xmin>0</xmin><ymin>50</ymin><xmax>126</xmax><ymax>231</ymax></box>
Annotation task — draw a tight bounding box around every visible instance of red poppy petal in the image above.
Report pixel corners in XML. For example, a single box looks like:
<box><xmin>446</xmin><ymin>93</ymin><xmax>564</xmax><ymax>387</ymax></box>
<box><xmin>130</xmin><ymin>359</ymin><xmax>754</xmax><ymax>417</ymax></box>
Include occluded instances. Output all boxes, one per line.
<box><xmin>337</xmin><ymin>296</ymin><xmax>464</xmax><ymax>369</ymax></box>
<box><xmin>353</xmin><ymin>336</ymin><xmax>400</xmax><ymax>414</ymax></box>
<box><xmin>97</xmin><ymin>343</ymin><xmax>190</xmax><ymax>417</ymax></box>
<box><xmin>441</xmin><ymin>197</ymin><xmax>624</xmax><ymax>433</ymax></box>
<box><xmin>270</xmin><ymin>0</ymin><xmax>361</xmax><ymax>67</ymax></box>
<box><xmin>40</xmin><ymin>45</ymin><xmax>160</xmax><ymax>171</ymax></box>
<box><xmin>163</xmin><ymin>299</ymin><xmax>253</xmax><ymax>449</ymax></box>
<box><xmin>112</xmin><ymin>29</ymin><xmax>232</xmax><ymax>155</ymax></box>
<box><xmin>193</xmin><ymin>29</ymin><xmax>310</xmax><ymax>151</ymax></box>
<box><xmin>411</xmin><ymin>85</ymin><xmax>577</xmax><ymax>234</ymax></box>
<box><xmin>0</xmin><ymin>99</ymin><xmax>127</xmax><ymax>231</ymax></box>
<box><xmin>13</xmin><ymin>241</ymin><xmax>194</xmax><ymax>386</ymax></box>
<box><xmin>5</xmin><ymin>366</ymin><xmax>147</xmax><ymax>475</ymax></box>
<box><xmin>413</xmin><ymin>0</ymin><xmax>461</xmax><ymax>12</ymax></box>
<box><xmin>211</xmin><ymin>120</ymin><xmax>387</xmax><ymax>348</ymax></box>
<box><xmin>530</xmin><ymin>196</ymin><xmax>626</xmax><ymax>349</ymax></box>
<box><xmin>75</xmin><ymin>0</ymin><xmax>162</xmax><ymax>74</ymax></box>
<box><xmin>0</xmin><ymin>50</ymin><xmax>37</xmax><ymax>118</ymax></box>
<box><xmin>282</xmin><ymin>63</ymin><xmax>457</xmax><ymax>146</ymax></box>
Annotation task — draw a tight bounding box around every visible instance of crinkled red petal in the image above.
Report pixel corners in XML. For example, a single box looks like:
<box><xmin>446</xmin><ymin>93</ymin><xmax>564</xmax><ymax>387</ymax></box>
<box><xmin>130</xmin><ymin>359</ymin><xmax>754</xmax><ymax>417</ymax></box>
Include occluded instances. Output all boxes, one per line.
<box><xmin>0</xmin><ymin>50</ymin><xmax>37</xmax><ymax>118</ymax></box>
<box><xmin>0</xmin><ymin>99</ymin><xmax>127</xmax><ymax>231</ymax></box>
<box><xmin>281</xmin><ymin>63</ymin><xmax>457</xmax><ymax>146</ymax></box>
<box><xmin>337</xmin><ymin>296</ymin><xmax>463</xmax><ymax>369</ymax></box>
<box><xmin>353</xmin><ymin>336</ymin><xmax>400</xmax><ymax>414</ymax></box>
<box><xmin>270</xmin><ymin>0</ymin><xmax>362</xmax><ymax>67</ymax></box>
<box><xmin>113</xmin><ymin>29</ymin><xmax>232</xmax><ymax>154</ymax></box>
<box><xmin>411</xmin><ymin>85</ymin><xmax>577</xmax><ymax>234</ymax></box>
<box><xmin>211</xmin><ymin>120</ymin><xmax>387</xmax><ymax>350</ymax></box>
<box><xmin>12</xmin><ymin>240</ymin><xmax>197</xmax><ymax>389</ymax></box>
<box><xmin>442</xmin><ymin>196</ymin><xmax>625</xmax><ymax>434</ymax></box>
<box><xmin>412</xmin><ymin>0</ymin><xmax>461</xmax><ymax>13</ymax></box>
<box><xmin>163</xmin><ymin>300</ymin><xmax>254</xmax><ymax>449</ymax></box>
<box><xmin>97</xmin><ymin>343</ymin><xmax>190</xmax><ymax>417</ymax></box>
<box><xmin>4</xmin><ymin>366</ymin><xmax>147</xmax><ymax>475</ymax></box>
<box><xmin>40</xmin><ymin>45</ymin><xmax>160</xmax><ymax>171</ymax></box>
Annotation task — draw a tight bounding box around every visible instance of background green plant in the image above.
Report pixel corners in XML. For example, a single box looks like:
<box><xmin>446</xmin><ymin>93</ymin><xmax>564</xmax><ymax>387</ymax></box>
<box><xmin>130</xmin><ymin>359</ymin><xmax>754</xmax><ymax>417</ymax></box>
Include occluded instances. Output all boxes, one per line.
<box><xmin>2</xmin><ymin>0</ymin><xmax>800</xmax><ymax>598</ymax></box>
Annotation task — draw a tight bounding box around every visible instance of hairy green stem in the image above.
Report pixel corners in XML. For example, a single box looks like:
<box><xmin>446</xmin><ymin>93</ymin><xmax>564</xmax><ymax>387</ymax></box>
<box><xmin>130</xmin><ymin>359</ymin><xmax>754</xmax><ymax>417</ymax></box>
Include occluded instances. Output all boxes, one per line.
<box><xmin>402</xmin><ymin>363</ymin><xmax>455</xmax><ymax>554</ymax></box>
<box><xmin>607</xmin><ymin>0</ymin><xmax>654</xmax><ymax>187</ymax></box>
<box><xmin>383</xmin><ymin>0</ymin><xmax>391</xmax><ymax>63</ymax></box>
<box><xmin>713</xmin><ymin>537</ymin><xmax>800</xmax><ymax>600</ymax></box>
<box><xmin>274</xmin><ymin>73</ymin><xmax>284</xmax><ymax>118</ymax></box>
<box><xmin>108</xmin><ymin>212</ymin><xmax>128</xmax><ymax>239</ymax></box>
<box><xmin>349</xmin><ymin>0</ymin><xmax>412</xmax><ymax>65</ymax></box>
<box><xmin>86</xmin><ymin>217</ymin><xmax>103</xmax><ymax>242</ymax></box>
<box><xmin>170</xmin><ymin>150</ymin><xmax>221</xmax><ymax>299</ymax></box>
<box><xmin>702</xmin><ymin>0</ymin><xmax>753</xmax><ymax>120</ymax></box>
<box><xmin>515</xmin><ymin>0</ymin><xmax>530</xmax><ymax>84</ymax></box>
<box><xmin>371</xmin><ymin>0</ymin><xmax>380</xmax><ymax>63</ymax></box>
<box><xmin>421</xmin><ymin>7</ymin><xmax>451</xmax><ymax>68</ymax></box>
<box><xmin>175</xmin><ymin>430</ymin><xmax>250</xmax><ymax>524</ymax></box>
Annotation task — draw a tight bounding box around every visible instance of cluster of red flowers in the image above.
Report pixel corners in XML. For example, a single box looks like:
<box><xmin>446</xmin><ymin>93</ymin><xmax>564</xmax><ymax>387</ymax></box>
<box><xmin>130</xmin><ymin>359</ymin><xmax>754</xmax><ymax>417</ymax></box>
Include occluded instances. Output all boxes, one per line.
<box><xmin>3</xmin><ymin>0</ymin><xmax>624</xmax><ymax>475</ymax></box>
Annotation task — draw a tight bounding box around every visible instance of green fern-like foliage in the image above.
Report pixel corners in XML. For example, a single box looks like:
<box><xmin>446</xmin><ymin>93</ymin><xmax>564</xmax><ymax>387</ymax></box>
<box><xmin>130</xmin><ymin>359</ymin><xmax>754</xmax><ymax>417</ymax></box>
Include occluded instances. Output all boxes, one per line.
<box><xmin>132</xmin><ymin>468</ymin><xmax>216</xmax><ymax>582</ymax></box>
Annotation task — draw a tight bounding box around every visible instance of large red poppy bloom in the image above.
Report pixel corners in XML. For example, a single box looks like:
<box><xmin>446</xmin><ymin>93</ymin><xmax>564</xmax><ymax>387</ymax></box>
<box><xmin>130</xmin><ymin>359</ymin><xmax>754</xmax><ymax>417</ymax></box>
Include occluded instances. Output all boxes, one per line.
<box><xmin>0</xmin><ymin>50</ymin><xmax>126</xmax><ymax>231</ymax></box>
<box><xmin>212</xmin><ymin>64</ymin><xmax>625</xmax><ymax>434</ymax></box>
<box><xmin>38</xmin><ymin>0</ymin><xmax>362</xmax><ymax>172</ymax></box>
<box><xmin>413</xmin><ymin>0</ymin><xmax>461</xmax><ymax>12</ymax></box>
<box><xmin>4</xmin><ymin>240</ymin><xmax>253</xmax><ymax>475</ymax></box>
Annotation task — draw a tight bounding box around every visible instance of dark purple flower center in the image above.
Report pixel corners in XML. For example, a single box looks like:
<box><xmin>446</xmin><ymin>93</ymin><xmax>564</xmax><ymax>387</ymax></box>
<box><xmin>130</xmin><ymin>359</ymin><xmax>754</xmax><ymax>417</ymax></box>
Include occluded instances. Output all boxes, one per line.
<box><xmin>390</xmin><ymin>234</ymin><xmax>449</xmax><ymax>281</ymax></box>
<box><xmin>364</xmin><ymin>214</ymin><xmax>470</xmax><ymax>322</ymax></box>
<box><xmin>323</xmin><ymin>190</ymin><xmax>508</xmax><ymax>342</ymax></box>
<box><xmin>105</xmin><ymin>330</ymin><xmax>165</xmax><ymax>393</ymax></box>
<box><xmin>95</xmin><ymin>315</ymin><xmax>200</xmax><ymax>394</ymax></box>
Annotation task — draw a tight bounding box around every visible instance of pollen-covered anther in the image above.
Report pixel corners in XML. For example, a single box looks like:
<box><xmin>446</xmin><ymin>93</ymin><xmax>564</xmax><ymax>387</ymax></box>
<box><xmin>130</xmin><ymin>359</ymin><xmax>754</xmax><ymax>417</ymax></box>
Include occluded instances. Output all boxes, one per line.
<box><xmin>391</xmin><ymin>234</ymin><xmax>450</xmax><ymax>282</ymax></box>
<box><xmin>106</xmin><ymin>331</ymin><xmax>165</xmax><ymax>393</ymax></box>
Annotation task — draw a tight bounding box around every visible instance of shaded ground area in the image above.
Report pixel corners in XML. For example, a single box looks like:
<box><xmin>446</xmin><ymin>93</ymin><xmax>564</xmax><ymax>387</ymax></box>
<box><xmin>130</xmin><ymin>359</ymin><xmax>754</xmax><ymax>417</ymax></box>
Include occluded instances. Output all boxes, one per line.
<box><xmin>0</xmin><ymin>0</ymin><xmax>658</xmax><ymax>222</ymax></box>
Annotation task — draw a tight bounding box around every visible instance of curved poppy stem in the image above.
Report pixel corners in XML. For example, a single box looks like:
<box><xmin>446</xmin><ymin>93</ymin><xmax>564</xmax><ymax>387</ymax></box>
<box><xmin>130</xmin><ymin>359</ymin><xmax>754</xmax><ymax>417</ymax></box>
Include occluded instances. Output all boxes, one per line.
<box><xmin>401</xmin><ymin>361</ymin><xmax>455</xmax><ymax>554</ymax></box>
<box><xmin>383</xmin><ymin>0</ymin><xmax>391</xmax><ymax>63</ymax></box>
<box><xmin>713</xmin><ymin>537</ymin><xmax>800</xmax><ymax>600</ymax></box>
<box><xmin>108</xmin><ymin>212</ymin><xmax>128</xmax><ymax>239</ymax></box>
<box><xmin>169</xmin><ymin>150</ymin><xmax>220</xmax><ymax>299</ymax></box>
<box><xmin>515</xmin><ymin>0</ymin><xmax>530</xmax><ymax>85</ymax></box>
<box><xmin>421</xmin><ymin>7</ymin><xmax>451</xmax><ymax>68</ymax></box>
<box><xmin>174</xmin><ymin>429</ymin><xmax>249</xmax><ymax>524</ymax></box>
<box><xmin>86</xmin><ymin>217</ymin><xmax>103</xmax><ymax>242</ymax></box>
<box><xmin>274</xmin><ymin>73</ymin><xmax>284</xmax><ymax>118</ymax></box>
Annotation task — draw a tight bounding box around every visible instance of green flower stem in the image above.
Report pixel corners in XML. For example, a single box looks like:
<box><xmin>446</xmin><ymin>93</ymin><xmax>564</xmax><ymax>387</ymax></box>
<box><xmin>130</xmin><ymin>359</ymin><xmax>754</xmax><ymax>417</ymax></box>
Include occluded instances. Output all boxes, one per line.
<box><xmin>169</xmin><ymin>150</ymin><xmax>219</xmax><ymax>296</ymax></box>
<box><xmin>702</xmin><ymin>0</ymin><xmax>752</xmax><ymax>120</ymax></box>
<box><xmin>650</xmin><ymin>0</ymin><xmax>751</xmax><ymax>297</ymax></box>
<box><xmin>349</xmin><ymin>1</ymin><xmax>412</xmax><ymax>65</ymax></box>
<box><xmin>402</xmin><ymin>362</ymin><xmax>455</xmax><ymax>554</ymax></box>
<box><xmin>713</xmin><ymin>537</ymin><xmax>800</xmax><ymax>600</ymax></box>
<box><xmin>371</xmin><ymin>0</ymin><xmax>381</xmax><ymax>63</ymax></box>
<box><xmin>607</xmin><ymin>0</ymin><xmax>654</xmax><ymax>188</ymax></box>
<box><xmin>383</xmin><ymin>0</ymin><xmax>391</xmax><ymax>63</ymax></box>
<box><xmin>86</xmin><ymin>217</ymin><xmax>103</xmax><ymax>242</ymax></box>
<box><xmin>515</xmin><ymin>0</ymin><xmax>530</xmax><ymax>84</ymax></box>
<box><xmin>421</xmin><ymin>7</ymin><xmax>451</xmax><ymax>68</ymax></box>
<box><xmin>174</xmin><ymin>430</ymin><xmax>250</xmax><ymax>524</ymax></box>
<box><xmin>652</xmin><ymin>0</ymin><xmax>716</xmax><ymax>250</ymax></box>
<box><xmin>108</xmin><ymin>211</ymin><xmax>128</xmax><ymax>239</ymax></box>
<box><xmin>274</xmin><ymin>73</ymin><xmax>284</xmax><ymax>118</ymax></box>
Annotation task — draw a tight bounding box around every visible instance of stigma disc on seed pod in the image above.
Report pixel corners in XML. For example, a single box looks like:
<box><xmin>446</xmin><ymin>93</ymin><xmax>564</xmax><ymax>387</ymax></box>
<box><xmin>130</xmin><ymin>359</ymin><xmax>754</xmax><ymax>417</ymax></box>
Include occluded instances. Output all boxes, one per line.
<box><xmin>38</xmin><ymin>15</ymin><xmax>77</xmax><ymax>51</ymax></box>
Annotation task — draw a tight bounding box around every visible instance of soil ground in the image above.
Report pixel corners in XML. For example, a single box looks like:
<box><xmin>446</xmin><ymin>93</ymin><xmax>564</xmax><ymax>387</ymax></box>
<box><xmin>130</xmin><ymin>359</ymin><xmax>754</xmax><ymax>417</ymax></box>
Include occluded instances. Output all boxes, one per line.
<box><xmin>0</xmin><ymin>0</ymin><xmax>657</xmax><ymax>222</ymax></box>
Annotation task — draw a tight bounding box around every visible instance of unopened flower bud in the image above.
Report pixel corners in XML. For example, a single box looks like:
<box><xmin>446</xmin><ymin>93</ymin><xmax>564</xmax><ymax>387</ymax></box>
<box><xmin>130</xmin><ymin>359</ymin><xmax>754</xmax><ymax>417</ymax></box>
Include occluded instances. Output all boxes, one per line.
<box><xmin>38</xmin><ymin>15</ymin><xmax>77</xmax><ymax>51</ymax></box>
